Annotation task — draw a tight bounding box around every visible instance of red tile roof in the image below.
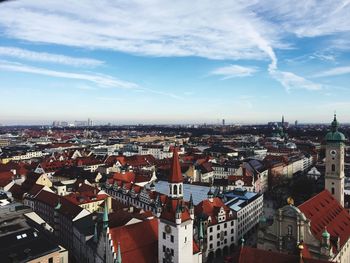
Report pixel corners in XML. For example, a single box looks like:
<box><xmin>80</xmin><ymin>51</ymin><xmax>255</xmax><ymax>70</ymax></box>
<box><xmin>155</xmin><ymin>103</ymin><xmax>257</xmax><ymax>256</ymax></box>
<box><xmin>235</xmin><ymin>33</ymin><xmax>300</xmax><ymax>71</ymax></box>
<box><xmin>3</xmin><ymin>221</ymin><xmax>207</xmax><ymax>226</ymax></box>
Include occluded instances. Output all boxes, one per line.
<box><xmin>160</xmin><ymin>199</ymin><xmax>191</xmax><ymax>223</ymax></box>
<box><xmin>195</xmin><ymin>197</ymin><xmax>232</xmax><ymax>225</ymax></box>
<box><xmin>0</xmin><ymin>171</ymin><xmax>14</xmax><ymax>187</ymax></box>
<box><xmin>233</xmin><ymin>246</ymin><xmax>331</xmax><ymax>263</ymax></box>
<box><xmin>113</xmin><ymin>171</ymin><xmax>136</xmax><ymax>183</ymax></box>
<box><xmin>34</xmin><ymin>190</ymin><xmax>84</xmax><ymax>219</ymax></box>
<box><xmin>168</xmin><ymin>148</ymin><xmax>183</xmax><ymax>183</ymax></box>
<box><xmin>109</xmin><ymin>218</ymin><xmax>158</xmax><ymax>263</ymax></box>
<box><xmin>298</xmin><ymin>190</ymin><xmax>350</xmax><ymax>250</ymax></box>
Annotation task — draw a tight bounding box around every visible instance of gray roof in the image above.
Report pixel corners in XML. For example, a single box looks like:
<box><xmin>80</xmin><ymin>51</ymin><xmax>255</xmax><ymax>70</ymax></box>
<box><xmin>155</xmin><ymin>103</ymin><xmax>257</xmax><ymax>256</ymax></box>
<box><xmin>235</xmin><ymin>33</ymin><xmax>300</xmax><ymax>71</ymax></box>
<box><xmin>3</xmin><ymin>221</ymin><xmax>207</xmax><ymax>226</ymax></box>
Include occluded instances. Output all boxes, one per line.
<box><xmin>152</xmin><ymin>181</ymin><xmax>210</xmax><ymax>205</ymax></box>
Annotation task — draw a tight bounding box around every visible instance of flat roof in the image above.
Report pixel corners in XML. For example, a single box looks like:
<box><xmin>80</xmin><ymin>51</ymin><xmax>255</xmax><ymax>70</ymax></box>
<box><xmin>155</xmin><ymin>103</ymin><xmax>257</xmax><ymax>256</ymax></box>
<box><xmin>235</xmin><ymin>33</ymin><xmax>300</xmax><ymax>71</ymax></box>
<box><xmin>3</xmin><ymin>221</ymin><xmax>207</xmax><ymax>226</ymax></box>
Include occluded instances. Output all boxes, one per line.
<box><xmin>153</xmin><ymin>181</ymin><xmax>210</xmax><ymax>205</ymax></box>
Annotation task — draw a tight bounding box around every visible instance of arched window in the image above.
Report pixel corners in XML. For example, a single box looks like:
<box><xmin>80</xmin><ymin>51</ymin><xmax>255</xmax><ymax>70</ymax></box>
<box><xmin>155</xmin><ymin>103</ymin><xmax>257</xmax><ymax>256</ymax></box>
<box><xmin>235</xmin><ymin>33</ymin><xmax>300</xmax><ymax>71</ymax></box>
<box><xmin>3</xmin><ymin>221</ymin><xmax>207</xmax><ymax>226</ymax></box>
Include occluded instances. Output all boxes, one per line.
<box><xmin>174</xmin><ymin>185</ymin><xmax>177</xmax><ymax>195</ymax></box>
<box><xmin>332</xmin><ymin>187</ymin><xmax>335</xmax><ymax>195</ymax></box>
<box><xmin>332</xmin><ymin>164</ymin><xmax>335</xmax><ymax>172</ymax></box>
<box><xmin>179</xmin><ymin>184</ymin><xmax>182</xmax><ymax>195</ymax></box>
<box><xmin>169</xmin><ymin>185</ymin><xmax>172</xmax><ymax>195</ymax></box>
<box><xmin>287</xmin><ymin>225</ymin><xmax>292</xmax><ymax>236</ymax></box>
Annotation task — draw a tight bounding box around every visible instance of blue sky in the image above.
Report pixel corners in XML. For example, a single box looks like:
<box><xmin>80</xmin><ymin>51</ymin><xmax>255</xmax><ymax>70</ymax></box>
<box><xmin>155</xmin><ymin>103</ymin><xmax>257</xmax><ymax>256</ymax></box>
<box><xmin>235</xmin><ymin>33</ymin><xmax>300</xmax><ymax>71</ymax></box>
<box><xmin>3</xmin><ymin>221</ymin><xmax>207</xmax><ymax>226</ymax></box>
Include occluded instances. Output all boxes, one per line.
<box><xmin>0</xmin><ymin>0</ymin><xmax>350</xmax><ymax>125</ymax></box>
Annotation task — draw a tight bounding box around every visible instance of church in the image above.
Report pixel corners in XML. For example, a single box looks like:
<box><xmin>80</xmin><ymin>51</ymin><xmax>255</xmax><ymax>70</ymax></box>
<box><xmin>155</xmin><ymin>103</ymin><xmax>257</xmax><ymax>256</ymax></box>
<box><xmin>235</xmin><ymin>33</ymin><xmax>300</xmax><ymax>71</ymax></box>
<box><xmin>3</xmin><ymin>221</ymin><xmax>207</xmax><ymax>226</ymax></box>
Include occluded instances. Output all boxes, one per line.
<box><xmin>258</xmin><ymin>115</ymin><xmax>350</xmax><ymax>262</ymax></box>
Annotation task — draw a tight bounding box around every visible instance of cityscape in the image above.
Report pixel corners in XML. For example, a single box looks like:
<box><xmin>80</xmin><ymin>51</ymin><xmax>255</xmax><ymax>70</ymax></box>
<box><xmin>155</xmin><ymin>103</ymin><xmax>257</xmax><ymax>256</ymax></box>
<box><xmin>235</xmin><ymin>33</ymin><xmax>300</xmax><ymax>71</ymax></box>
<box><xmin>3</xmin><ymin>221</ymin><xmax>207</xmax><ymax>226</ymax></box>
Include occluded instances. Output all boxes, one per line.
<box><xmin>1</xmin><ymin>1</ymin><xmax>350</xmax><ymax>263</ymax></box>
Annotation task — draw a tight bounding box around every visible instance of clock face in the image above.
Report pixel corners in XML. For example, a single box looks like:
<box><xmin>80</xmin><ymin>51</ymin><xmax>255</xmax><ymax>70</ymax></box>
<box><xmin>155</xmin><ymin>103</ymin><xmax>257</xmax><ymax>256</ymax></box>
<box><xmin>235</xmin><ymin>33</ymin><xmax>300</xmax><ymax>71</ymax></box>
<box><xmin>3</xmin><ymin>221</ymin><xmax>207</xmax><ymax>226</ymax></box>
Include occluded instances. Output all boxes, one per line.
<box><xmin>165</xmin><ymin>224</ymin><xmax>171</xmax><ymax>234</ymax></box>
<box><xmin>330</xmin><ymin>150</ymin><xmax>337</xmax><ymax>156</ymax></box>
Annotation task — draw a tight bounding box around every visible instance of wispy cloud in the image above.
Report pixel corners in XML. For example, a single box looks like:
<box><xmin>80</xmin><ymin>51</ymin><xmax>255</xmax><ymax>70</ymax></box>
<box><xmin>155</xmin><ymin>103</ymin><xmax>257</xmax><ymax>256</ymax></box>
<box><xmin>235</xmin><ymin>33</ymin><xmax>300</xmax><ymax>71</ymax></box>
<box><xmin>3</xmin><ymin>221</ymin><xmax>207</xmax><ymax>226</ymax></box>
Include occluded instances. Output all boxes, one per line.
<box><xmin>0</xmin><ymin>0</ymin><xmax>281</xmax><ymax>61</ymax></box>
<box><xmin>0</xmin><ymin>46</ymin><xmax>103</xmax><ymax>67</ymax></box>
<box><xmin>211</xmin><ymin>65</ymin><xmax>257</xmax><ymax>79</ymax></box>
<box><xmin>0</xmin><ymin>0</ymin><xmax>346</xmax><ymax>93</ymax></box>
<box><xmin>270</xmin><ymin>70</ymin><xmax>322</xmax><ymax>91</ymax></box>
<box><xmin>0</xmin><ymin>60</ymin><xmax>138</xmax><ymax>89</ymax></box>
<box><xmin>313</xmin><ymin>66</ymin><xmax>350</xmax><ymax>78</ymax></box>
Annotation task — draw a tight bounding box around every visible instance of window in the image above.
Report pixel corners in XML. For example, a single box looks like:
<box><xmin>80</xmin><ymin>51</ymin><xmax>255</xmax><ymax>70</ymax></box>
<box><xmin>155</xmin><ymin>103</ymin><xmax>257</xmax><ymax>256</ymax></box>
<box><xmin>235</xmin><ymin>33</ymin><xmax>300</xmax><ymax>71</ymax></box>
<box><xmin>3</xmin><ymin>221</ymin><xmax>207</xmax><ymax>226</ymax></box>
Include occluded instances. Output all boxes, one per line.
<box><xmin>171</xmin><ymin>249</ymin><xmax>174</xmax><ymax>256</ymax></box>
<box><xmin>231</xmin><ymin>229</ymin><xmax>234</xmax><ymax>234</ymax></box>
<box><xmin>210</xmin><ymin>244</ymin><xmax>213</xmax><ymax>249</ymax></box>
<box><xmin>163</xmin><ymin>232</ymin><xmax>166</xmax><ymax>239</ymax></box>
<box><xmin>209</xmin><ymin>227</ymin><xmax>213</xmax><ymax>233</ymax></box>
<box><xmin>174</xmin><ymin>185</ymin><xmax>177</xmax><ymax>195</ymax></box>
<box><xmin>332</xmin><ymin>164</ymin><xmax>335</xmax><ymax>172</ymax></box>
<box><xmin>231</xmin><ymin>221</ymin><xmax>234</xmax><ymax>226</ymax></box>
<box><xmin>209</xmin><ymin>235</ymin><xmax>213</xmax><ymax>241</ymax></box>
<box><xmin>171</xmin><ymin>235</ymin><xmax>174</xmax><ymax>243</ymax></box>
<box><xmin>179</xmin><ymin>184</ymin><xmax>182</xmax><ymax>195</ymax></box>
<box><xmin>332</xmin><ymin>187</ymin><xmax>335</xmax><ymax>195</ymax></box>
<box><xmin>217</xmin><ymin>233</ymin><xmax>220</xmax><ymax>238</ymax></box>
<box><xmin>217</xmin><ymin>241</ymin><xmax>220</xmax><ymax>246</ymax></box>
<box><xmin>163</xmin><ymin>246</ymin><xmax>166</xmax><ymax>252</ymax></box>
<box><xmin>49</xmin><ymin>258</ymin><xmax>53</xmax><ymax>263</ymax></box>
<box><xmin>217</xmin><ymin>225</ymin><xmax>220</xmax><ymax>230</ymax></box>
<box><xmin>185</xmin><ymin>237</ymin><xmax>187</xmax><ymax>243</ymax></box>
<box><xmin>224</xmin><ymin>223</ymin><xmax>227</xmax><ymax>228</ymax></box>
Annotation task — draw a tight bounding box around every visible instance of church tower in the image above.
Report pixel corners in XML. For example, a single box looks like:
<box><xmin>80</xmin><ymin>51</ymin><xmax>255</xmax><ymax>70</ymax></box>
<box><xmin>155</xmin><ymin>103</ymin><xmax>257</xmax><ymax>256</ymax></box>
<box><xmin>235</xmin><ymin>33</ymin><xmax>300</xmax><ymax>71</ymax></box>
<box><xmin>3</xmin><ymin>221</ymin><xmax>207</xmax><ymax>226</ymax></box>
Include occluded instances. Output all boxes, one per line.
<box><xmin>325</xmin><ymin>114</ymin><xmax>346</xmax><ymax>207</ymax></box>
<box><xmin>158</xmin><ymin>147</ymin><xmax>195</xmax><ymax>263</ymax></box>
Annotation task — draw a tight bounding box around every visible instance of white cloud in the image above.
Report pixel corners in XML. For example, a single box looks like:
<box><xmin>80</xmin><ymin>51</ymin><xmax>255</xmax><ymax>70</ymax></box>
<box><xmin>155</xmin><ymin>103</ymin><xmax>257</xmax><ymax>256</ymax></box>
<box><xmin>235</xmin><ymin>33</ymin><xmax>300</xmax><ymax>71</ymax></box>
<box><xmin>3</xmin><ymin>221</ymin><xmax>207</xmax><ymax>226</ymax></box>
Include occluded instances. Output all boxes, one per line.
<box><xmin>313</xmin><ymin>66</ymin><xmax>350</xmax><ymax>78</ymax></box>
<box><xmin>0</xmin><ymin>0</ymin><xmax>281</xmax><ymax>61</ymax></box>
<box><xmin>0</xmin><ymin>0</ymin><xmax>345</xmax><ymax>93</ymax></box>
<box><xmin>211</xmin><ymin>65</ymin><xmax>257</xmax><ymax>79</ymax></box>
<box><xmin>0</xmin><ymin>61</ymin><xmax>137</xmax><ymax>89</ymax></box>
<box><xmin>270</xmin><ymin>70</ymin><xmax>322</xmax><ymax>91</ymax></box>
<box><xmin>248</xmin><ymin>0</ymin><xmax>350</xmax><ymax>38</ymax></box>
<box><xmin>0</xmin><ymin>46</ymin><xmax>103</xmax><ymax>67</ymax></box>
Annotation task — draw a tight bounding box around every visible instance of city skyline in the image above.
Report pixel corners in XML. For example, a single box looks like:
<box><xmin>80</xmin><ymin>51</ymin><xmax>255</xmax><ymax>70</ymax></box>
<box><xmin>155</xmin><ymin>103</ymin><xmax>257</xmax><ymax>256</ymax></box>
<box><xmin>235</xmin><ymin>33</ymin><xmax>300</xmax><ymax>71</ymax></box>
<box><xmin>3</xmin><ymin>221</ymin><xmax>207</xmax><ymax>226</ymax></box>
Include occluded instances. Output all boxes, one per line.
<box><xmin>1</xmin><ymin>1</ymin><xmax>350</xmax><ymax>124</ymax></box>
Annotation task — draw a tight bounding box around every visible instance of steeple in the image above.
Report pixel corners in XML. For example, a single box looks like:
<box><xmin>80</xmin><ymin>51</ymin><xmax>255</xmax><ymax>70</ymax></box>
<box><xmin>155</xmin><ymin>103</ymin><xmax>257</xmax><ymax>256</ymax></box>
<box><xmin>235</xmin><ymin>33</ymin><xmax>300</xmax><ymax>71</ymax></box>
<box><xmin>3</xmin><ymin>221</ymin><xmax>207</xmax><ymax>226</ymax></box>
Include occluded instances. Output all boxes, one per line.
<box><xmin>169</xmin><ymin>147</ymin><xmax>183</xmax><ymax>183</ymax></box>
<box><xmin>116</xmin><ymin>242</ymin><xmax>122</xmax><ymax>263</ymax></box>
<box><xmin>168</xmin><ymin>147</ymin><xmax>183</xmax><ymax>199</ymax></box>
<box><xmin>331</xmin><ymin>114</ymin><xmax>339</xmax><ymax>132</ymax></box>
<box><xmin>103</xmin><ymin>201</ymin><xmax>109</xmax><ymax>229</ymax></box>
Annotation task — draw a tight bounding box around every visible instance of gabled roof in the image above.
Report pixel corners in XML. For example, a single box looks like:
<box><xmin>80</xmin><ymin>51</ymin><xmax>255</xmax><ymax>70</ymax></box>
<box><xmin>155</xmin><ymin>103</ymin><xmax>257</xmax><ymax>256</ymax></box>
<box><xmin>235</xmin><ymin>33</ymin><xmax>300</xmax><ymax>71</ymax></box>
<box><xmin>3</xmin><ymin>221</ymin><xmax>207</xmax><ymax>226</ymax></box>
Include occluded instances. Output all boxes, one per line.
<box><xmin>298</xmin><ymin>190</ymin><xmax>350</xmax><ymax>249</ymax></box>
<box><xmin>34</xmin><ymin>191</ymin><xmax>86</xmax><ymax>220</ymax></box>
<box><xmin>109</xmin><ymin>218</ymin><xmax>158</xmax><ymax>263</ymax></box>
<box><xmin>195</xmin><ymin>197</ymin><xmax>232</xmax><ymax>224</ymax></box>
<box><xmin>233</xmin><ymin>246</ymin><xmax>331</xmax><ymax>263</ymax></box>
<box><xmin>168</xmin><ymin>148</ymin><xmax>183</xmax><ymax>183</ymax></box>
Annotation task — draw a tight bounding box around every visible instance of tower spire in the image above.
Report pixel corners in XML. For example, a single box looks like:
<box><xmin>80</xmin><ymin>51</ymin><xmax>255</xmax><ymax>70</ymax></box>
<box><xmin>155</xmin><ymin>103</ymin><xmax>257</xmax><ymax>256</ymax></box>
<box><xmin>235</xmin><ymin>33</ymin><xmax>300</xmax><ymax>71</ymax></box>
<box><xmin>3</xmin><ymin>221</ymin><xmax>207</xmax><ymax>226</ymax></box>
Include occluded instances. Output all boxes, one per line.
<box><xmin>169</xmin><ymin>147</ymin><xmax>183</xmax><ymax>183</ymax></box>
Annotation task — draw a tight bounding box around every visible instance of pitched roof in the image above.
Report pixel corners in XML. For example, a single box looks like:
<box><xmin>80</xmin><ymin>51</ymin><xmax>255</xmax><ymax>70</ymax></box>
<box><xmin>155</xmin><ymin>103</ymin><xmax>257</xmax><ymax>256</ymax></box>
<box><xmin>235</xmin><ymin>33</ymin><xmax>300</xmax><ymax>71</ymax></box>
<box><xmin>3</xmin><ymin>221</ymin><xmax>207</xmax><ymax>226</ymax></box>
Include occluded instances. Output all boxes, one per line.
<box><xmin>34</xmin><ymin>191</ymin><xmax>85</xmax><ymax>220</ymax></box>
<box><xmin>168</xmin><ymin>148</ymin><xmax>183</xmax><ymax>183</ymax></box>
<box><xmin>233</xmin><ymin>246</ymin><xmax>332</xmax><ymax>263</ymax></box>
<box><xmin>195</xmin><ymin>197</ymin><xmax>232</xmax><ymax>224</ymax></box>
<box><xmin>298</xmin><ymin>190</ymin><xmax>350</xmax><ymax>249</ymax></box>
<box><xmin>0</xmin><ymin>171</ymin><xmax>14</xmax><ymax>187</ymax></box>
<box><xmin>109</xmin><ymin>218</ymin><xmax>158</xmax><ymax>263</ymax></box>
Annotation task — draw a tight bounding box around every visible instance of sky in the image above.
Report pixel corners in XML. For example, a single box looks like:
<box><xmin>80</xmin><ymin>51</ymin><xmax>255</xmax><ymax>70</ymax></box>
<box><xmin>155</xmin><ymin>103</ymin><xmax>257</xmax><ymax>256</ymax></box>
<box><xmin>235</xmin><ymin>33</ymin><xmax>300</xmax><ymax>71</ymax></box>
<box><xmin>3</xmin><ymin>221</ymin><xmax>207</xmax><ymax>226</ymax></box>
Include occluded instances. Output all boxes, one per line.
<box><xmin>0</xmin><ymin>0</ymin><xmax>350</xmax><ymax>125</ymax></box>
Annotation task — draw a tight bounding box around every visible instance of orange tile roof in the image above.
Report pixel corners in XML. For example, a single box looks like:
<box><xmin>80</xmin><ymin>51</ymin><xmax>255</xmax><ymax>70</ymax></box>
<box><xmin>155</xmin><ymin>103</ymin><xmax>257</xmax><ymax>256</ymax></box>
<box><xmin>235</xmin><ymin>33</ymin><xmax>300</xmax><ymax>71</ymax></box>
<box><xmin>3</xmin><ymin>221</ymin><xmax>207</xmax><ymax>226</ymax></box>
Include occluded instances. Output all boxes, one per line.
<box><xmin>234</xmin><ymin>246</ymin><xmax>331</xmax><ymax>263</ymax></box>
<box><xmin>298</xmin><ymin>190</ymin><xmax>350</xmax><ymax>249</ymax></box>
<box><xmin>109</xmin><ymin>218</ymin><xmax>158</xmax><ymax>263</ymax></box>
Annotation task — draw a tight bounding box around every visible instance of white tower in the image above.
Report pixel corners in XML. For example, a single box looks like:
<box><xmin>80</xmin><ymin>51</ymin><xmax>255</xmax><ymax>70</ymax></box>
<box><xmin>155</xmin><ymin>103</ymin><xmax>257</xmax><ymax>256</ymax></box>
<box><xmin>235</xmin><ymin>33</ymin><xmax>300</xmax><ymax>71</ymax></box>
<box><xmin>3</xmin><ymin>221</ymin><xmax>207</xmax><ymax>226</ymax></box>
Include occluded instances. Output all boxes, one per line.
<box><xmin>325</xmin><ymin>114</ymin><xmax>345</xmax><ymax>207</ymax></box>
<box><xmin>158</xmin><ymin>148</ymin><xmax>195</xmax><ymax>263</ymax></box>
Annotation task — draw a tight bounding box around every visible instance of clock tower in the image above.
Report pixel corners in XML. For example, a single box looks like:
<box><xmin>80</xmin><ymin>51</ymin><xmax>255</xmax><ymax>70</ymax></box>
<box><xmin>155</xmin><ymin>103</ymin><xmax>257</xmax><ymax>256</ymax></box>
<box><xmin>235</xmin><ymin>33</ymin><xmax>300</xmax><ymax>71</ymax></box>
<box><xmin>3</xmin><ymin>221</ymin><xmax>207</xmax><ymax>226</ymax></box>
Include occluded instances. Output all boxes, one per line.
<box><xmin>325</xmin><ymin>114</ymin><xmax>346</xmax><ymax>207</ymax></box>
<box><xmin>158</xmin><ymin>147</ymin><xmax>196</xmax><ymax>263</ymax></box>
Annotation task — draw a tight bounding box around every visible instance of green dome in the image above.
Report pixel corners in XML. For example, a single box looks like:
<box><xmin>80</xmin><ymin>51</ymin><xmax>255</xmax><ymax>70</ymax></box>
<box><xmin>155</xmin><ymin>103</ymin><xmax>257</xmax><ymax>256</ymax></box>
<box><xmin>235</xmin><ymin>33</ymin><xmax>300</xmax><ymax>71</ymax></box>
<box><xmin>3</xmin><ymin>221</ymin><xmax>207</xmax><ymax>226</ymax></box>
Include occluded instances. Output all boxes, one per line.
<box><xmin>325</xmin><ymin>131</ymin><xmax>346</xmax><ymax>142</ymax></box>
<box><xmin>322</xmin><ymin>228</ymin><xmax>330</xmax><ymax>239</ymax></box>
<box><xmin>325</xmin><ymin>114</ymin><xmax>346</xmax><ymax>142</ymax></box>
